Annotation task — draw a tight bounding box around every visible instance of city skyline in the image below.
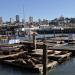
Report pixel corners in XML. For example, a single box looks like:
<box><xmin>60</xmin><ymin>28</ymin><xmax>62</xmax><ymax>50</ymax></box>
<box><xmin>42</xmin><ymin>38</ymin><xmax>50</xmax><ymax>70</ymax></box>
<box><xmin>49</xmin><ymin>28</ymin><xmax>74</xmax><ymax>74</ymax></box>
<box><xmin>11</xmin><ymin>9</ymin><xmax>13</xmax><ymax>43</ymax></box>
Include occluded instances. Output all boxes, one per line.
<box><xmin>0</xmin><ymin>0</ymin><xmax>75</xmax><ymax>21</ymax></box>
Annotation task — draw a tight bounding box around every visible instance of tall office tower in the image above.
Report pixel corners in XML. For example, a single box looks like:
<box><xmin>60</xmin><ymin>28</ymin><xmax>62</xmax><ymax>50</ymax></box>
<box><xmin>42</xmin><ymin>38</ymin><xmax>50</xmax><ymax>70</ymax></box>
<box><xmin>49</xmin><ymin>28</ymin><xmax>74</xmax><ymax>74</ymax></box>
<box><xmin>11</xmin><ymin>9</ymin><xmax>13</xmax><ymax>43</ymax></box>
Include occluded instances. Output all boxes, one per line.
<box><xmin>0</xmin><ymin>17</ymin><xmax>3</xmax><ymax>26</ymax></box>
<box><xmin>16</xmin><ymin>15</ymin><xmax>20</xmax><ymax>23</ymax></box>
<box><xmin>10</xmin><ymin>18</ymin><xmax>14</xmax><ymax>24</ymax></box>
<box><xmin>29</xmin><ymin>16</ymin><xmax>33</xmax><ymax>23</ymax></box>
<box><xmin>22</xmin><ymin>19</ymin><xmax>25</xmax><ymax>24</ymax></box>
<box><xmin>38</xmin><ymin>18</ymin><xmax>42</xmax><ymax>24</ymax></box>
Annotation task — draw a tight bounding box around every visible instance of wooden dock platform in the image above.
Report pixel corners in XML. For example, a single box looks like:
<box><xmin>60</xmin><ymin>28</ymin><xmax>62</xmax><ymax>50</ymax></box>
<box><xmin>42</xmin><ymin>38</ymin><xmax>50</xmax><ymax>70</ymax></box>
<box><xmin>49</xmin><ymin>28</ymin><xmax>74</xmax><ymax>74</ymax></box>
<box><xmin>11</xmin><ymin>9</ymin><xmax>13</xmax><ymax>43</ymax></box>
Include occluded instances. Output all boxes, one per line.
<box><xmin>2</xmin><ymin>59</ymin><xmax>58</xmax><ymax>73</ymax></box>
<box><xmin>0</xmin><ymin>41</ymin><xmax>73</xmax><ymax>73</ymax></box>
<box><xmin>48</xmin><ymin>52</ymin><xmax>72</xmax><ymax>63</ymax></box>
<box><xmin>0</xmin><ymin>51</ymin><xmax>26</xmax><ymax>60</ymax></box>
<box><xmin>34</xmin><ymin>61</ymin><xmax>58</xmax><ymax>73</ymax></box>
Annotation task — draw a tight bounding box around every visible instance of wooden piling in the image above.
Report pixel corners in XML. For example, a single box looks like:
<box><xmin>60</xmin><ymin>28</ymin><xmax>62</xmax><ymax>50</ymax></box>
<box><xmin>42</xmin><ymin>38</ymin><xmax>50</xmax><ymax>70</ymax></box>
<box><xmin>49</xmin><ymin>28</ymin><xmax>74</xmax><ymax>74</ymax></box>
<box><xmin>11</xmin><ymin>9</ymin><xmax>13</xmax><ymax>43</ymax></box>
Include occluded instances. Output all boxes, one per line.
<box><xmin>33</xmin><ymin>32</ymin><xmax>36</xmax><ymax>50</ymax></box>
<box><xmin>43</xmin><ymin>43</ymin><xmax>48</xmax><ymax>75</ymax></box>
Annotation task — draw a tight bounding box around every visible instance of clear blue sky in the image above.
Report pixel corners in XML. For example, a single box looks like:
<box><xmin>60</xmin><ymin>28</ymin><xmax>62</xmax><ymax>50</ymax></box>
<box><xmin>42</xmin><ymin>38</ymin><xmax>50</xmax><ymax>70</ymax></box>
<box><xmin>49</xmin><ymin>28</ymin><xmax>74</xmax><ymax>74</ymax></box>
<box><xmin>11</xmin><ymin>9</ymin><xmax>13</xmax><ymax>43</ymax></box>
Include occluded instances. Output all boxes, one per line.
<box><xmin>0</xmin><ymin>0</ymin><xmax>75</xmax><ymax>21</ymax></box>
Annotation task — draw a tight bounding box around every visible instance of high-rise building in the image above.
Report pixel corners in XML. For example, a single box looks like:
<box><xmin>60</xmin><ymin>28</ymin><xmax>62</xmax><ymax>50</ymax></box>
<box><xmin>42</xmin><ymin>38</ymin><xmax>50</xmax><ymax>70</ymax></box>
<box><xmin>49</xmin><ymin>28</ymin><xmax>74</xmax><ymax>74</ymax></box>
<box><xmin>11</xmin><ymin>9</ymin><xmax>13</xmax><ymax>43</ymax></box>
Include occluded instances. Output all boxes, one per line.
<box><xmin>10</xmin><ymin>18</ymin><xmax>14</xmax><ymax>24</ymax></box>
<box><xmin>29</xmin><ymin>16</ymin><xmax>33</xmax><ymax>23</ymax></box>
<box><xmin>16</xmin><ymin>15</ymin><xmax>20</xmax><ymax>23</ymax></box>
<box><xmin>0</xmin><ymin>17</ymin><xmax>3</xmax><ymax>26</ymax></box>
<box><xmin>22</xmin><ymin>19</ymin><xmax>25</xmax><ymax>24</ymax></box>
<box><xmin>38</xmin><ymin>19</ymin><xmax>42</xmax><ymax>24</ymax></box>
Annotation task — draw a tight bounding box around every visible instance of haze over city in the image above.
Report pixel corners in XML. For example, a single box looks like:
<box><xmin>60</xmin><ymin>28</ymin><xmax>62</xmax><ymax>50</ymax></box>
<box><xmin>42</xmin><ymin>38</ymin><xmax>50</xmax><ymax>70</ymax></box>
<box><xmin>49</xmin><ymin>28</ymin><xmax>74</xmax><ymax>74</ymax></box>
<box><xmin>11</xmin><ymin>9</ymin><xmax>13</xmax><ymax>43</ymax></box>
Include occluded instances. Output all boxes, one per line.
<box><xmin>0</xmin><ymin>0</ymin><xmax>75</xmax><ymax>21</ymax></box>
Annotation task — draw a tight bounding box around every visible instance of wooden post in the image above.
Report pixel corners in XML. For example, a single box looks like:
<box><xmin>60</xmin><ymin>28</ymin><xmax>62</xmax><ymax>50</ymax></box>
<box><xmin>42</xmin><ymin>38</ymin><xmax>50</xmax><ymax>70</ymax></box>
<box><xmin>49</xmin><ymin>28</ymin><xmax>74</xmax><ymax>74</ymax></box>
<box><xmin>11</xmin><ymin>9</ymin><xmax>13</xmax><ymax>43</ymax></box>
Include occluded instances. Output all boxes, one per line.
<box><xmin>43</xmin><ymin>41</ymin><xmax>48</xmax><ymax>75</ymax></box>
<box><xmin>33</xmin><ymin>32</ymin><xmax>36</xmax><ymax>50</ymax></box>
<box><xmin>54</xmin><ymin>30</ymin><xmax>55</xmax><ymax>38</ymax></box>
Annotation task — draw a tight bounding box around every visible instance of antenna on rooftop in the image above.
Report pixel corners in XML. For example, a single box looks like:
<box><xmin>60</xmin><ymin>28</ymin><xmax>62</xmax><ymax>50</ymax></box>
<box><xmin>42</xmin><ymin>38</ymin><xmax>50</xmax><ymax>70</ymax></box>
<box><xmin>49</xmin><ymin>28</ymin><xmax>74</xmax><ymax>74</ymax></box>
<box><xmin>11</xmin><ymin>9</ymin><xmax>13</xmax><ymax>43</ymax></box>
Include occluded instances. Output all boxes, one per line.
<box><xmin>22</xmin><ymin>5</ymin><xmax>25</xmax><ymax>26</ymax></box>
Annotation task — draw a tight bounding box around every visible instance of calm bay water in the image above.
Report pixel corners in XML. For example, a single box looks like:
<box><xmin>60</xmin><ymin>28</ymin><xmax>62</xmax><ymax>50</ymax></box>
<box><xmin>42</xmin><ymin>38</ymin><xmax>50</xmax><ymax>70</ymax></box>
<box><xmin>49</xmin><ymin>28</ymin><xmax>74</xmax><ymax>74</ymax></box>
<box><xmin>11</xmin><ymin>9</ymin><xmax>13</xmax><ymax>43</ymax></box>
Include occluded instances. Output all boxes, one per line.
<box><xmin>0</xmin><ymin>57</ymin><xmax>75</xmax><ymax>75</ymax></box>
<box><xmin>48</xmin><ymin>57</ymin><xmax>75</xmax><ymax>75</ymax></box>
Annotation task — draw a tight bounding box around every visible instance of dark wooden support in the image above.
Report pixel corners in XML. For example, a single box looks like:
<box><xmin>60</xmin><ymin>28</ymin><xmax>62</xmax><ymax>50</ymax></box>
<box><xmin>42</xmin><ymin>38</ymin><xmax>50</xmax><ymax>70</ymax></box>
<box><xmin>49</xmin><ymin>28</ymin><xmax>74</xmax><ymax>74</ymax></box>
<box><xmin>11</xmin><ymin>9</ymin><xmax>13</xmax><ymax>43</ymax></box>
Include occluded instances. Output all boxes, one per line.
<box><xmin>43</xmin><ymin>43</ymin><xmax>48</xmax><ymax>75</ymax></box>
<box><xmin>33</xmin><ymin>33</ymin><xmax>36</xmax><ymax>50</ymax></box>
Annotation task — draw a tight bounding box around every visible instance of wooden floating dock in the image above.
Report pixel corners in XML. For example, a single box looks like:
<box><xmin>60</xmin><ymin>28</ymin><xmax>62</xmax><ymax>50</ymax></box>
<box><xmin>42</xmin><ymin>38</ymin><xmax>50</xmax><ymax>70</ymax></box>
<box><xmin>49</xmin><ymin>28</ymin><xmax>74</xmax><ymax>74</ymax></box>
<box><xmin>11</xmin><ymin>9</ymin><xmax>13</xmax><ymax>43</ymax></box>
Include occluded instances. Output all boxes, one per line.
<box><xmin>48</xmin><ymin>52</ymin><xmax>72</xmax><ymax>63</ymax></box>
<box><xmin>0</xmin><ymin>48</ymin><xmax>72</xmax><ymax>73</ymax></box>
<box><xmin>34</xmin><ymin>61</ymin><xmax>58</xmax><ymax>73</ymax></box>
<box><xmin>0</xmin><ymin>41</ymin><xmax>73</xmax><ymax>73</ymax></box>
<box><xmin>0</xmin><ymin>51</ymin><xmax>26</xmax><ymax>60</ymax></box>
<box><xmin>2</xmin><ymin>59</ymin><xmax>58</xmax><ymax>73</ymax></box>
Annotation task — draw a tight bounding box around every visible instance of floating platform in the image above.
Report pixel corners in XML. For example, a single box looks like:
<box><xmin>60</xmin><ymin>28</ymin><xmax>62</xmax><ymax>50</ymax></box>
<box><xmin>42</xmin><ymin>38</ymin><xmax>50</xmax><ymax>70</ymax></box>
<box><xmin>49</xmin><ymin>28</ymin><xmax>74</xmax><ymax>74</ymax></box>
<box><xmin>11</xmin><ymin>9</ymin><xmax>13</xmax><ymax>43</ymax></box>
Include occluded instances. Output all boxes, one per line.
<box><xmin>0</xmin><ymin>42</ymin><xmax>72</xmax><ymax>73</ymax></box>
<box><xmin>1</xmin><ymin>59</ymin><xmax>58</xmax><ymax>73</ymax></box>
<box><xmin>48</xmin><ymin>51</ymin><xmax>72</xmax><ymax>63</ymax></box>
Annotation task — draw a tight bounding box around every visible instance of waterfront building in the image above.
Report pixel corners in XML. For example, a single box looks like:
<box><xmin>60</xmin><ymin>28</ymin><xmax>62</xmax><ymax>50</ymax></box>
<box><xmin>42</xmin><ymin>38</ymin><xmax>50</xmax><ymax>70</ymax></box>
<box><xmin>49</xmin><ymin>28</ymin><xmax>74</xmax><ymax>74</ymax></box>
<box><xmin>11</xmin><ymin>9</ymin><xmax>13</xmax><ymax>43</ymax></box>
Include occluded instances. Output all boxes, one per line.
<box><xmin>42</xmin><ymin>19</ymin><xmax>49</xmax><ymax>25</ymax></box>
<box><xmin>39</xmin><ymin>24</ymin><xmax>50</xmax><ymax>30</ymax></box>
